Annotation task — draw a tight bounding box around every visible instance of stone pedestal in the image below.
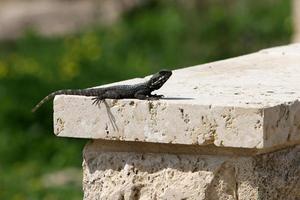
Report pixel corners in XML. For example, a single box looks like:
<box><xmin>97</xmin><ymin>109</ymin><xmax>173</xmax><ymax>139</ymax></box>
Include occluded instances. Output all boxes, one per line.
<box><xmin>82</xmin><ymin>141</ymin><xmax>300</xmax><ymax>200</ymax></box>
<box><xmin>54</xmin><ymin>44</ymin><xmax>300</xmax><ymax>200</ymax></box>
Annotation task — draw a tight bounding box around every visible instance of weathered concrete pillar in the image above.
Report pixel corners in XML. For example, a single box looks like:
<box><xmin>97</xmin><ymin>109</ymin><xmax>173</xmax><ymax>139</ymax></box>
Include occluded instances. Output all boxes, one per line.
<box><xmin>54</xmin><ymin>44</ymin><xmax>300</xmax><ymax>200</ymax></box>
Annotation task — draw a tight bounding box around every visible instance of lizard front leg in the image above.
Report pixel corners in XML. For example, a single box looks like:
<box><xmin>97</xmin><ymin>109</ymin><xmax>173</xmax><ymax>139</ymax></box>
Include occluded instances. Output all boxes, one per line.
<box><xmin>134</xmin><ymin>93</ymin><xmax>147</xmax><ymax>100</ymax></box>
<box><xmin>134</xmin><ymin>91</ymin><xmax>161</xmax><ymax>100</ymax></box>
<box><xmin>149</xmin><ymin>94</ymin><xmax>164</xmax><ymax>98</ymax></box>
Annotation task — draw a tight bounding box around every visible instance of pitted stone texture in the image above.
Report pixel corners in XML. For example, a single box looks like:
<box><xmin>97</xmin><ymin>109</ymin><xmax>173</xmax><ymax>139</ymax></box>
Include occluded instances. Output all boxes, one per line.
<box><xmin>83</xmin><ymin>141</ymin><xmax>300</xmax><ymax>200</ymax></box>
<box><xmin>54</xmin><ymin>43</ymin><xmax>300</xmax><ymax>150</ymax></box>
<box><xmin>54</xmin><ymin>97</ymin><xmax>264</xmax><ymax>148</ymax></box>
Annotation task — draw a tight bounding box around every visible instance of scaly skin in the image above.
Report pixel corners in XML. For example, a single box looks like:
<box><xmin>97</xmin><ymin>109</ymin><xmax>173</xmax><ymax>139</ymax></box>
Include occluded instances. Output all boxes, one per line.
<box><xmin>32</xmin><ymin>70</ymin><xmax>172</xmax><ymax>112</ymax></box>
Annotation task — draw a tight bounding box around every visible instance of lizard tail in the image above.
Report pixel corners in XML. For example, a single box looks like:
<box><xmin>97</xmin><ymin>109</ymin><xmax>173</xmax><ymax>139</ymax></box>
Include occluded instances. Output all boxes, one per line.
<box><xmin>31</xmin><ymin>89</ymin><xmax>97</xmax><ymax>112</ymax></box>
<box><xmin>32</xmin><ymin>91</ymin><xmax>58</xmax><ymax>112</ymax></box>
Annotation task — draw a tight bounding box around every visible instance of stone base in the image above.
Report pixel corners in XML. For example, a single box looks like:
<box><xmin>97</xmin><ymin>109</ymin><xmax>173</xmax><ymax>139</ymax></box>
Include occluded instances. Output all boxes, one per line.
<box><xmin>83</xmin><ymin>140</ymin><xmax>300</xmax><ymax>200</ymax></box>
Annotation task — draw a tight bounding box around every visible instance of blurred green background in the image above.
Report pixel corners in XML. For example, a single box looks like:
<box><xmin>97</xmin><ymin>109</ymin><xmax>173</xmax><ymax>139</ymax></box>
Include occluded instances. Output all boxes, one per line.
<box><xmin>0</xmin><ymin>0</ymin><xmax>293</xmax><ymax>199</ymax></box>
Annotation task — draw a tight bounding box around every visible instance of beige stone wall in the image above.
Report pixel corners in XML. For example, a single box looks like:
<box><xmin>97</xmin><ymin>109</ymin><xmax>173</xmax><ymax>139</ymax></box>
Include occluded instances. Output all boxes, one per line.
<box><xmin>83</xmin><ymin>140</ymin><xmax>300</xmax><ymax>200</ymax></box>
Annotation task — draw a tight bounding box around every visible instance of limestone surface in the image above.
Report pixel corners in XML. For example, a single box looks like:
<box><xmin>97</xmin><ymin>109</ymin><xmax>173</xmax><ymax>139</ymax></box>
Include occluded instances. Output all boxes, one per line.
<box><xmin>54</xmin><ymin>44</ymin><xmax>300</xmax><ymax>150</ymax></box>
<box><xmin>83</xmin><ymin>140</ymin><xmax>300</xmax><ymax>200</ymax></box>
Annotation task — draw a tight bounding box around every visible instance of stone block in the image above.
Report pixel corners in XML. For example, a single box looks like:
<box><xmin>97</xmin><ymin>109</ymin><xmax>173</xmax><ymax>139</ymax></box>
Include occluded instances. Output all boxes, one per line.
<box><xmin>83</xmin><ymin>140</ymin><xmax>300</xmax><ymax>200</ymax></box>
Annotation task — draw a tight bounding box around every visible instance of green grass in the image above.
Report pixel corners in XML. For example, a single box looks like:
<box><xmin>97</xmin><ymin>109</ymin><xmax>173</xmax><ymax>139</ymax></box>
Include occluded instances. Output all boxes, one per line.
<box><xmin>0</xmin><ymin>1</ymin><xmax>292</xmax><ymax>199</ymax></box>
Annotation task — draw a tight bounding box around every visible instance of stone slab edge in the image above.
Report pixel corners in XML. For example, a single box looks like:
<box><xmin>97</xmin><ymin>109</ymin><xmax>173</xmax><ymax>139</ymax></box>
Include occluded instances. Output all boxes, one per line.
<box><xmin>53</xmin><ymin>96</ymin><xmax>300</xmax><ymax>151</ymax></box>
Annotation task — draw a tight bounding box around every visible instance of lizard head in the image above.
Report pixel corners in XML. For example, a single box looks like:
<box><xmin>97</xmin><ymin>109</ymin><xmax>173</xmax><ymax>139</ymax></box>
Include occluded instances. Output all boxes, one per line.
<box><xmin>148</xmin><ymin>70</ymin><xmax>172</xmax><ymax>90</ymax></box>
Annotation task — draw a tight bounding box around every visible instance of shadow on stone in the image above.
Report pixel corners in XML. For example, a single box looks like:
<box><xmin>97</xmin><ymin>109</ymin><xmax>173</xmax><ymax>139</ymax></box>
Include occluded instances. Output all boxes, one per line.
<box><xmin>162</xmin><ymin>97</ymin><xmax>195</xmax><ymax>100</ymax></box>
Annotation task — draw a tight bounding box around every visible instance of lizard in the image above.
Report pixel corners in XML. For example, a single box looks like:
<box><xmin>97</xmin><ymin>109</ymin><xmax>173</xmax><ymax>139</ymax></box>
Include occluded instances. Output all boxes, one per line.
<box><xmin>32</xmin><ymin>69</ymin><xmax>172</xmax><ymax>112</ymax></box>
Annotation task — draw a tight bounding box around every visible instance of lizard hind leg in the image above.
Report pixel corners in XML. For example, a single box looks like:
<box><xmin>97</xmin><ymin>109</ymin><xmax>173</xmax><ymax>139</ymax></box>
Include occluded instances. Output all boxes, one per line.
<box><xmin>92</xmin><ymin>96</ymin><xmax>103</xmax><ymax>108</ymax></box>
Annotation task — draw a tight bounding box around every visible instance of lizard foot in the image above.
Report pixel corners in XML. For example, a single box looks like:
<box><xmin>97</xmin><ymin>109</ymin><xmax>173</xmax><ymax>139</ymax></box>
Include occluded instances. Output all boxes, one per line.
<box><xmin>92</xmin><ymin>97</ymin><xmax>103</xmax><ymax>108</ymax></box>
